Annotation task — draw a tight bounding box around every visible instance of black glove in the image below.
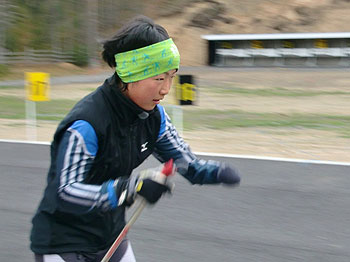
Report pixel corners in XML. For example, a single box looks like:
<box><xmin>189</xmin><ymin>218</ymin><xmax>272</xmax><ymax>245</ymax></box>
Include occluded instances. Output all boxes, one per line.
<box><xmin>135</xmin><ymin>163</ymin><xmax>175</xmax><ymax>204</ymax></box>
<box><xmin>217</xmin><ymin>163</ymin><xmax>241</xmax><ymax>186</ymax></box>
<box><xmin>114</xmin><ymin>163</ymin><xmax>175</xmax><ymax>206</ymax></box>
<box><xmin>136</xmin><ymin>178</ymin><xmax>171</xmax><ymax>204</ymax></box>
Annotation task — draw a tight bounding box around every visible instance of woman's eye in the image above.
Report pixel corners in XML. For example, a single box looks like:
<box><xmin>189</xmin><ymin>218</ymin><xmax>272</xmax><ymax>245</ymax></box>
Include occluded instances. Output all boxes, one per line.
<box><xmin>156</xmin><ymin>78</ymin><xmax>164</xmax><ymax>81</ymax></box>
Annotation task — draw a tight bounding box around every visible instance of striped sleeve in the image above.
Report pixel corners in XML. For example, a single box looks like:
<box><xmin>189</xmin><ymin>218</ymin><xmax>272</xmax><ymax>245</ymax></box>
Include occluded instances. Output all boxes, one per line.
<box><xmin>56</xmin><ymin>120</ymin><xmax>117</xmax><ymax>213</ymax></box>
<box><xmin>153</xmin><ymin>105</ymin><xmax>220</xmax><ymax>185</ymax></box>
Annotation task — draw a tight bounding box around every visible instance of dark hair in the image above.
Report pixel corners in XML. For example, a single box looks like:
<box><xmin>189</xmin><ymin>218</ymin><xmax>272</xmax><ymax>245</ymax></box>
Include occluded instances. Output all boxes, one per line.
<box><xmin>101</xmin><ymin>16</ymin><xmax>170</xmax><ymax>90</ymax></box>
<box><xmin>102</xmin><ymin>16</ymin><xmax>170</xmax><ymax>68</ymax></box>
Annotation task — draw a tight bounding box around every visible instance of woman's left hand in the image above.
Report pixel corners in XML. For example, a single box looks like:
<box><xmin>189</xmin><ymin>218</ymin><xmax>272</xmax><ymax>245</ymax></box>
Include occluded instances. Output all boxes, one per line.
<box><xmin>217</xmin><ymin>163</ymin><xmax>241</xmax><ymax>186</ymax></box>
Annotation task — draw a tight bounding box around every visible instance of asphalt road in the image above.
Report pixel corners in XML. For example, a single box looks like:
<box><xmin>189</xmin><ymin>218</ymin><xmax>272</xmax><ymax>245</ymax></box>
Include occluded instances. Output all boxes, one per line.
<box><xmin>0</xmin><ymin>141</ymin><xmax>349</xmax><ymax>262</ymax></box>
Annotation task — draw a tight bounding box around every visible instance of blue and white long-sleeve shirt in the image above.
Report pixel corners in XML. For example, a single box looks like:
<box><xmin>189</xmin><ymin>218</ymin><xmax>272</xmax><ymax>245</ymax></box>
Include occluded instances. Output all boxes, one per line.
<box><xmin>55</xmin><ymin>105</ymin><xmax>220</xmax><ymax>213</ymax></box>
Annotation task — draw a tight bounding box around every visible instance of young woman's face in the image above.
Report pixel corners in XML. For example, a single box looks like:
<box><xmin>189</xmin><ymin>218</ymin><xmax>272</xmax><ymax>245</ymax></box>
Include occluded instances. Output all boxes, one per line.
<box><xmin>124</xmin><ymin>69</ymin><xmax>177</xmax><ymax>111</ymax></box>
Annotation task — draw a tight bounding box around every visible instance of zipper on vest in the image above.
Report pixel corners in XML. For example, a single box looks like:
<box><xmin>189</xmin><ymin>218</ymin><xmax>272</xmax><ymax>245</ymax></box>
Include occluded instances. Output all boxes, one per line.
<box><xmin>127</xmin><ymin>123</ymin><xmax>137</xmax><ymax>174</ymax></box>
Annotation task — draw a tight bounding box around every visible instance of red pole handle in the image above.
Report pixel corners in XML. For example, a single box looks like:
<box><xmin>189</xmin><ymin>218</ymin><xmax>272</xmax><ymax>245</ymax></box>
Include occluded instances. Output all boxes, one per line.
<box><xmin>161</xmin><ymin>158</ymin><xmax>174</xmax><ymax>176</ymax></box>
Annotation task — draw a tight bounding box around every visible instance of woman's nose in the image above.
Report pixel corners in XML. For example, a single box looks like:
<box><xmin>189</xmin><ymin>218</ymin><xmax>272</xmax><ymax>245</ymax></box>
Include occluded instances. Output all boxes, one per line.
<box><xmin>160</xmin><ymin>78</ymin><xmax>172</xmax><ymax>95</ymax></box>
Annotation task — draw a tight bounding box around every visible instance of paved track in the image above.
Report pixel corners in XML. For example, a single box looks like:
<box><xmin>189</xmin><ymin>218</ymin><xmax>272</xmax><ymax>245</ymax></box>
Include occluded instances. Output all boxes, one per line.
<box><xmin>1</xmin><ymin>141</ymin><xmax>349</xmax><ymax>261</ymax></box>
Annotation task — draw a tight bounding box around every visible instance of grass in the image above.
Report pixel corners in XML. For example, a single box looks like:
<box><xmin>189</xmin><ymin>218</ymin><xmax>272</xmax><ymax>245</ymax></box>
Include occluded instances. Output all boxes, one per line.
<box><xmin>0</xmin><ymin>64</ymin><xmax>10</xmax><ymax>78</ymax></box>
<box><xmin>1</xmin><ymin>93</ymin><xmax>350</xmax><ymax>136</ymax></box>
<box><xmin>1</xmin><ymin>83</ymin><xmax>350</xmax><ymax>138</ymax></box>
<box><xmin>182</xmin><ymin>108</ymin><xmax>350</xmax><ymax>136</ymax></box>
<box><xmin>3</xmin><ymin>95</ymin><xmax>350</xmax><ymax>137</ymax></box>
<box><xmin>0</xmin><ymin>96</ymin><xmax>26</xmax><ymax>119</ymax></box>
<box><xmin>0</xmin><ymin>85</ymin><xmax>23</xmax><ymax>89</ymax></box>
<box><xmin>0</xmin><ymin>96</ymin><xmax>77</xmax><ymax>120</ymax></box>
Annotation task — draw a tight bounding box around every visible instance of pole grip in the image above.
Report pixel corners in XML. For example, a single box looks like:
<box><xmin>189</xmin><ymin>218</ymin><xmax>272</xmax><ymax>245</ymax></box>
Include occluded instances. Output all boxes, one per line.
<box><xmin>161</xmin><ymin>158</ymin><xmax>174</xmax><ymax>177</ymax></box>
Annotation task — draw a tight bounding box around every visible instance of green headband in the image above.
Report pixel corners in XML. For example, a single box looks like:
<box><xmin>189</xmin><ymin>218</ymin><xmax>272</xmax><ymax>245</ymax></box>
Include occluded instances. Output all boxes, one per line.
<box><xmin>115</xmin><ymin>38</ymin><xmax>180</xmax><ymax>83</ymax></box>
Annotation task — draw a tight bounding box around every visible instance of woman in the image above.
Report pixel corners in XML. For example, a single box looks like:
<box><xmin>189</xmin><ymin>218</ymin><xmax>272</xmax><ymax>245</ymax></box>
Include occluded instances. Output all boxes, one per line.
<box><xmin>30</xmin><ymin>16</ymin><xmax>240</xmax><ymax>262</ymax></box>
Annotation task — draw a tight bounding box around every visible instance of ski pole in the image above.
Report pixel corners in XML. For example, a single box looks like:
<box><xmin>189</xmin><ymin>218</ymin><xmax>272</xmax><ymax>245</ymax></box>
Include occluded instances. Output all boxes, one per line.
<box><xmin>101</xmin><ymin>159</ymin><xmax>175</xmax><ymax>262</ymax></box>
<box><xmin>101</xmin><ymin>199</ymin><xmax>146</xmax><ymax>262</ymax></box>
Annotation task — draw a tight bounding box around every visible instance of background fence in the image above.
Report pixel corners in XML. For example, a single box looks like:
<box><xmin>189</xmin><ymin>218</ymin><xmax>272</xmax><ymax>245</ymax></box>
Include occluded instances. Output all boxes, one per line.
<box><xmin>0</xmin><ymin>49</ymin><xmax>74</xmax><ymax>64</ymax></box>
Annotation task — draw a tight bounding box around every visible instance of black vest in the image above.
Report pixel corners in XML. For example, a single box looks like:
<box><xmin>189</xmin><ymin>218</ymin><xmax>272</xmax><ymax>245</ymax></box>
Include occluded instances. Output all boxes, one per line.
<box><xmin>30</xmin><ymin>74</ymin><xmax>161</xmax><ymax>253</ymax></box>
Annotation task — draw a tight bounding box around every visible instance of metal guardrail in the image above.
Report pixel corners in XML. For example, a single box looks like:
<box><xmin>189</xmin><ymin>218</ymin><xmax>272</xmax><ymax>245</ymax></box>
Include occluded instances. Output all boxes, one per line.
<box><xmin>0</xmin><ymin>50</ymin><xmax>74</xmax><ymax>64</ymax></box>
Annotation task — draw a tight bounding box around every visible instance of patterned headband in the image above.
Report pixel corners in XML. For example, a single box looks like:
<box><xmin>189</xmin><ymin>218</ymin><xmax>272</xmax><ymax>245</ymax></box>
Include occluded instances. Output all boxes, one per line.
<box><xmin>115</xmin><ymin>38</ymin><xmax>180</xmax><ymax>83</ymax></box>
